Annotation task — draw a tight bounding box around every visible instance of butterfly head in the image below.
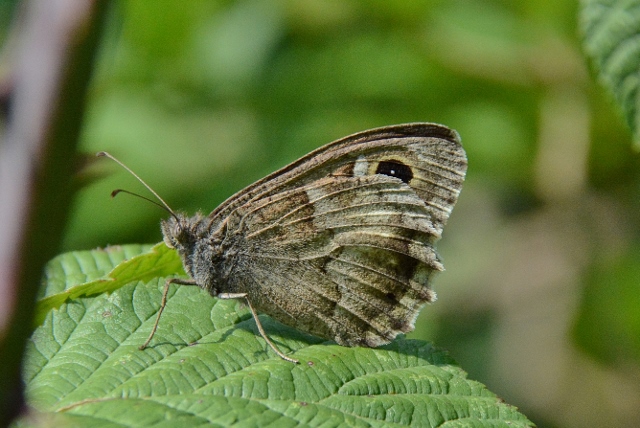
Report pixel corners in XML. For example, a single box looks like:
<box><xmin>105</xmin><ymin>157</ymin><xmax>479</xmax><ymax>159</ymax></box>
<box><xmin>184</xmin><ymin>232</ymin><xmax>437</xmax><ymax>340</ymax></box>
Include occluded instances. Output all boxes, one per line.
<box><xmin>161</xmin><ymin>212</ymin><xmax>228</xmax><ymax>293</ymax></box>
<box><xmin>161</xmin><ymin>212</ymin><xmax>203</xmax><ymax>253</ymax></box>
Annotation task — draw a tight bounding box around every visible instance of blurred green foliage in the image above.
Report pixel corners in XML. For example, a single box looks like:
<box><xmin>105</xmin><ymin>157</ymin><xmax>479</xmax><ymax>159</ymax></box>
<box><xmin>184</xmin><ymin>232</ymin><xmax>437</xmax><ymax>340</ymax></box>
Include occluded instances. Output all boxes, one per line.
<box><xmin>68</xmin><ymin>0</ymin><xmax>592</xmax><ymax>246</ymax></box>
<box><xmin>574</xmin><ymin>246</ymin><xmax>640</xmax><ymax>365</ymax></box>
<box><xmin>2</xmin><ymin>1</ymin><xmax>640</xmax><ymax>427</ymax></box>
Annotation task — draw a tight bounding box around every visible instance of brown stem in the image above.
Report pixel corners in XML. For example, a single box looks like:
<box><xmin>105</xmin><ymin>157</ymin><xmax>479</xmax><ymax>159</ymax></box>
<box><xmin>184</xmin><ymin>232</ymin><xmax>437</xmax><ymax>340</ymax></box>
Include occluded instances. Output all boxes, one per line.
<box><xmin>0</xmin><ymin>0</ymin><xmax>108</xmax><ymax>424</ymax></box>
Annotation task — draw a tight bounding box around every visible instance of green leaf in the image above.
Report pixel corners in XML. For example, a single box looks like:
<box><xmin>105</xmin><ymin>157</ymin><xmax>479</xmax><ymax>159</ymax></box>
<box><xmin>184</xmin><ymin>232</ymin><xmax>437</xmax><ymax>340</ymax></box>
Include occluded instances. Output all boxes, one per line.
<box><xmin>34</xmin><ymin>243</ymin><xmax>184</xmax><ymax>326</ymax></box>
<box><xmin>581</xmin><ymin>0</ymin><xmax>640</xmax><ymax>147</ymax></box>
<box><xmin>21</xmin><ymin>245</ymin><xmax>533</xmax><ymax>427</ymax></box>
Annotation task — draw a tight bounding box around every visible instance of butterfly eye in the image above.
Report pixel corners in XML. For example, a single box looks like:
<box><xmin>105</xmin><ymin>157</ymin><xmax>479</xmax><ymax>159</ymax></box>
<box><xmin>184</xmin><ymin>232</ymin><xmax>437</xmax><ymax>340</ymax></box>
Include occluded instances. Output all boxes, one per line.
<box><xmin>375</xmin><ymin>160</ymin><xmax>413</xmax><ymax>183</ymax></box>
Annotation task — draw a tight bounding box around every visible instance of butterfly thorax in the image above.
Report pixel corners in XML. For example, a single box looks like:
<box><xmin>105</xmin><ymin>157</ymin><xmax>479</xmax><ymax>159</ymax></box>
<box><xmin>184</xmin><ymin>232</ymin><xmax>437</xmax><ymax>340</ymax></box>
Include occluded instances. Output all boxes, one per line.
<box><xmin>161</xmin><ymin>212</ymin><xmax>229</xmax><ymax>295</ymax></box>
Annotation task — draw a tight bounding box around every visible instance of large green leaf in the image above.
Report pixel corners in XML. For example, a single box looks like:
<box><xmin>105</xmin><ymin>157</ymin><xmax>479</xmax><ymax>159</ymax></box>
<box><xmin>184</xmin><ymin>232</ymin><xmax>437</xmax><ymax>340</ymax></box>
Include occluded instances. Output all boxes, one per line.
<box><xmin>581</xmin><ymin>0</ymin><xmax>640</xmax><ymax>147</ymax></box>
<box><xmin>21</xmin><ymin>245</ymin><xmax>533</xmax><ymax>427</ymax></box>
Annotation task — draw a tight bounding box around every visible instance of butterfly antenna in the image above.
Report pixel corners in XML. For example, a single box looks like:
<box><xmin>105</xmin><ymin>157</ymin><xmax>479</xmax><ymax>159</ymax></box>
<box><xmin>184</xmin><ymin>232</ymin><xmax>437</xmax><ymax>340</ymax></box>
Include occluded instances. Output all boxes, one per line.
<box><xmin>96</xmin><ymin>152</ymin><xmax>180</xmax><ymax>223</ymax></box>
<box><xmin>110</xmin><ymin>189</ymin><xmax>172</xmax><ymax>213</ymax></box>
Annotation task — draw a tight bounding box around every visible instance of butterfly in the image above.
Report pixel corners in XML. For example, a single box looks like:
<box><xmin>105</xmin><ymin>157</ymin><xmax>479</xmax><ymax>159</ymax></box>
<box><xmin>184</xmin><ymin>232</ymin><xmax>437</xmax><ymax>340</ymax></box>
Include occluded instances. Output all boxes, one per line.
<box><xmin>99</xmin><ymin>122</ymin><xmax>467</xmax><ymax>363</ymax></box>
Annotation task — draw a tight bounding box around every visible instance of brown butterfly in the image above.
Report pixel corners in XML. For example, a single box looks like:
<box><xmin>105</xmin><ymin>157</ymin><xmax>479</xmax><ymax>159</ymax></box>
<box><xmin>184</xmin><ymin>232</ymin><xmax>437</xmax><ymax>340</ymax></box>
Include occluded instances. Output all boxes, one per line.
<box><xmin>99</xmin><ymin>122</ymin><xmax>467</xmax><ymax>363</ymax></box>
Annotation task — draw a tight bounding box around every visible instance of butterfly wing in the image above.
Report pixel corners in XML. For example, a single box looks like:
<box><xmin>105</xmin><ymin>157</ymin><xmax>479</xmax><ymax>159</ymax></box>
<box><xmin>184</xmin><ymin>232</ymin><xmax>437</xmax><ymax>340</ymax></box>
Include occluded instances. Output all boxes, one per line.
<box><xmin>216</xmin><ymin>123</ymin><xmax>467</xmax><ymax>346</ymax></box>
<box><xmin>210</xmin><ymin>123</ymin><xmax>465</xmax><ymax>236</ymax></box>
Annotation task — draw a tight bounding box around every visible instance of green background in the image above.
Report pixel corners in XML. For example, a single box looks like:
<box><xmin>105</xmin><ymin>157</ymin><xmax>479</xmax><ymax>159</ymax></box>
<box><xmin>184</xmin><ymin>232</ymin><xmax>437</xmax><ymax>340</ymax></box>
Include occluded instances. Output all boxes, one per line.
<box><xmin>2</xmin><ymin>1</ymin><xmax>639</xmax><ymax>427</ymax></box>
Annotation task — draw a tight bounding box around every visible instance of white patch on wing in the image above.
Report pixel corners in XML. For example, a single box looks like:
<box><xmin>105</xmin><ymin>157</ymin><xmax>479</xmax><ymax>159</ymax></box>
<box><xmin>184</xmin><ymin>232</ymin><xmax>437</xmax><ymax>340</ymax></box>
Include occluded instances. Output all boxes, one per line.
<box><xmin>353</xmin><ymin>155</ymin><xmax>369</xmax><ymax>177</ymax></box>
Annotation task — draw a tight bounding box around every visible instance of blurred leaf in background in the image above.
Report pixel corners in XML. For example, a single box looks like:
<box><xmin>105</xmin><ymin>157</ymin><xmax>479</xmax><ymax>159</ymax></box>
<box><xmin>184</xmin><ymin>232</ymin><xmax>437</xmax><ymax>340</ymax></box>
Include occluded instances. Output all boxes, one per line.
<box><xmin>2</xmin><ymin>0</ymin><xmax>639</xmax><ymax>427</ymax></box>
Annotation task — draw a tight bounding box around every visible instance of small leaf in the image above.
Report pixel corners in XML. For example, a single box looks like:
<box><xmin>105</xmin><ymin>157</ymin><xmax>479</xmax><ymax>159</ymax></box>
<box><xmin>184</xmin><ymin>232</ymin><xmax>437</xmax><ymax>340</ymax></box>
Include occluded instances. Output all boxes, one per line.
<box><xmin>21</xmin><ymin>246</ymin><xmax>533</xmax><ymax>427</ymax></box>
<box><xmin>34</xmin><ymin>243</ymin><xmax>183</xmax><ymax>326</ymax></box>
<box><xmin>581</xmin><ymin>0</ymin><xmax>640</xmax><ymax>147</ymax></box>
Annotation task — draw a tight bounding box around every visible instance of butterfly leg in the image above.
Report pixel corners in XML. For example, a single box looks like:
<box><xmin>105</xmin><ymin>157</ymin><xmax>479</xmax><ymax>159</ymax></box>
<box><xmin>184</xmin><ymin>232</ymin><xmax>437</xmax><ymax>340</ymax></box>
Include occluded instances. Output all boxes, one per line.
<box><xmin>139</xmin><ymin>277</ymin><xmax>197</xmax><ymax>350</ymax></box>
<box><xmin>218</xmin><ymin>292</ymin><xmax>299</xmax><ymax>364</ymax></box>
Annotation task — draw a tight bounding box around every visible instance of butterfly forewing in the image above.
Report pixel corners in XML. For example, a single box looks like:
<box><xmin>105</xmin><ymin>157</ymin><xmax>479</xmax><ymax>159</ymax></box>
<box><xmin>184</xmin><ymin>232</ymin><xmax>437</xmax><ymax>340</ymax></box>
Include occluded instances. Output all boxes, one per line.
<box><xmin>208</xmin><ymin>123</ymin><xmax>465</xmax><ymax>235</ymax></box>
